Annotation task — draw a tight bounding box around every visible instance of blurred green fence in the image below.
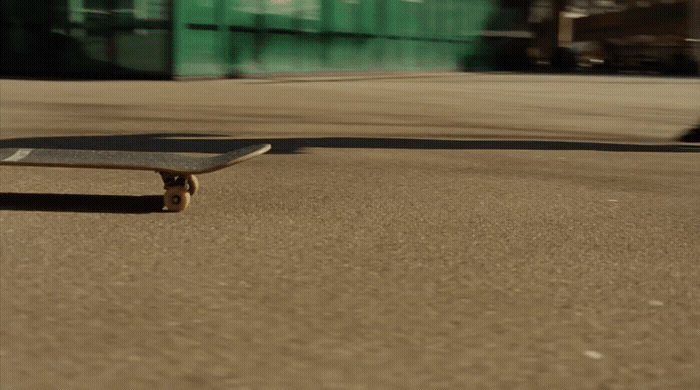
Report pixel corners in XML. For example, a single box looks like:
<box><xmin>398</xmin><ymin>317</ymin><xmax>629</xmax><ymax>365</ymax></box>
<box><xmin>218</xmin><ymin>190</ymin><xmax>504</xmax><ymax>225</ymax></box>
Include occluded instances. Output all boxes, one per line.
<box><xmin>174</xmin><ymin>0</ymin><xmax>496</xmax><ymax>76</ymax></box>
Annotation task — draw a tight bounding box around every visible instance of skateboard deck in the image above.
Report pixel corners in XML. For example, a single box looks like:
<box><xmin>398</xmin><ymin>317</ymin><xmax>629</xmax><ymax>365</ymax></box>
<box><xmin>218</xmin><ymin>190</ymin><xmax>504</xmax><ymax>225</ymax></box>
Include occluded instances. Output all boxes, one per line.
<box><xmin>0</xmin><ymin>144</ymin><xmax>271</xmax><ymax>211</ymax></box>
<box><xmin>0</xmin><ymin>144</ymin><xmax>271</xmax><ymax>174</ymax></box>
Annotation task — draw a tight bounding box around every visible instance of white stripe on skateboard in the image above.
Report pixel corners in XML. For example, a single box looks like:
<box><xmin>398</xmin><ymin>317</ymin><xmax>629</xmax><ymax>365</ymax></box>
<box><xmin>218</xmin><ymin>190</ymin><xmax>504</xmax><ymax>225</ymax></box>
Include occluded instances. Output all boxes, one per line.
<box><xmin>3</xmin><ymin>149</ymin><xmax>33</xmax><ymax>162</ymax></box>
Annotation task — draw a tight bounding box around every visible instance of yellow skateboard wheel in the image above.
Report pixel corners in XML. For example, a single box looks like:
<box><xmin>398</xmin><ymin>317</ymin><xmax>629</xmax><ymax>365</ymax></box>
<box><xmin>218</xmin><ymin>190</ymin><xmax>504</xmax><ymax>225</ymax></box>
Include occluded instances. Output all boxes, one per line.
<box><xmin>164</xmin><ymin>186</ymin><xmax>191</xmax><ymax>211</ymax></box>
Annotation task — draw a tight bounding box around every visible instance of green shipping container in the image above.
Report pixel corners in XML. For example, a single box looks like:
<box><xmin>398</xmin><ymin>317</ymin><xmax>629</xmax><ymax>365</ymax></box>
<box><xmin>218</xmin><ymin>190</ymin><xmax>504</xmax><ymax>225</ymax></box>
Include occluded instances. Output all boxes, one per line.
<box><xmin>1</xmin><ymin>0</ymin><xmax>501</xmax><ymax>78</ymax></box>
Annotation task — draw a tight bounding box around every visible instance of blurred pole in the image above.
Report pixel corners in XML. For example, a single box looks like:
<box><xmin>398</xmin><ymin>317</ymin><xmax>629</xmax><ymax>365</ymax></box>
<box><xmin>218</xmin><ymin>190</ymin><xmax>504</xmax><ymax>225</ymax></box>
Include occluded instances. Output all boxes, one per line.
<box><xmin>691</xmin><ymin>0</ymin><xmax>700</xmax><ymax>73</ymax></box>
<box><xmin>550</xmin><ymin>0</ymin><xmax>566</xmax><ymax>70</ymax></box>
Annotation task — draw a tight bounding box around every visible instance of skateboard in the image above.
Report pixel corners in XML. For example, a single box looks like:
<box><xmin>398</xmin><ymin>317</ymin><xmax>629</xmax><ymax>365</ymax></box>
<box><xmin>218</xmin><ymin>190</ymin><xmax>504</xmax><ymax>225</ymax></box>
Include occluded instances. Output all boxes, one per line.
<box><xmin>0</xmin><ymin>144</ymin><xmax>271</xmax><ymax>211</ymax></box>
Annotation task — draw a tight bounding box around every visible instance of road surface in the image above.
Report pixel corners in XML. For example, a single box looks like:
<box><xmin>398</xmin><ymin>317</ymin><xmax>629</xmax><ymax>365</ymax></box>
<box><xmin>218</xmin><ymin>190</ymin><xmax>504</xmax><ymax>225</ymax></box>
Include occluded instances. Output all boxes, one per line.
<box><xmin>1</xmin><ymin>74</ymin><xmax>698</xmax><ymax>389</ymax></box>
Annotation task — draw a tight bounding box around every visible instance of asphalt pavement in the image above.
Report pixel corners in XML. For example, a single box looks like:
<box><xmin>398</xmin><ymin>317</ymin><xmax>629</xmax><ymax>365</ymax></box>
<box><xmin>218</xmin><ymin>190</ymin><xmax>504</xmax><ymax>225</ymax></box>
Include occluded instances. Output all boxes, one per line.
<box><xmin>1</xmin><ymin>73</ymin><xmax>699</xmax><ymax>389</ymax></box>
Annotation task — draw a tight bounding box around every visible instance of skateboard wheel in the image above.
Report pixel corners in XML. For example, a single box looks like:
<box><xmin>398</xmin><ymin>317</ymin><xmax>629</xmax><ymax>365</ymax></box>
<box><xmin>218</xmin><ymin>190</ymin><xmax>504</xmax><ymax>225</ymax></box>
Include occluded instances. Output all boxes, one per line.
<box><xmin>186</xmin><ymin>174</ymin><xmax>199</xmax><ymax>196</ymax></box>
<box><xmin>164</xmin><ymin>186</ymin><xmax>191</xmax><ymax>211</ymax></box>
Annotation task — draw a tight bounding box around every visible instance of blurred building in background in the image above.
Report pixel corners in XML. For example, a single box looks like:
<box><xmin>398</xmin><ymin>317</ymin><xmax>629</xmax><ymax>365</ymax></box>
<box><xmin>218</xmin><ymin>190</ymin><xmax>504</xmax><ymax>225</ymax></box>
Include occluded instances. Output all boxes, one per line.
<box><xmin>1</xmin><ymin>0</ymin><xmax>696</xmax><ymax>78</ymax></box>
<box><xmin>530</xmin><ymin>0</ymin><xmax>699</xmax><ymax>74</ymax></box>
<box><xmin>1</xmin><ymin>0</ymin><xmax>173</xmax><ymax>77</ymax></box>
